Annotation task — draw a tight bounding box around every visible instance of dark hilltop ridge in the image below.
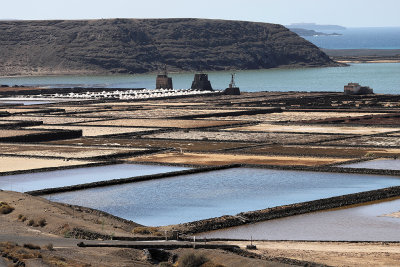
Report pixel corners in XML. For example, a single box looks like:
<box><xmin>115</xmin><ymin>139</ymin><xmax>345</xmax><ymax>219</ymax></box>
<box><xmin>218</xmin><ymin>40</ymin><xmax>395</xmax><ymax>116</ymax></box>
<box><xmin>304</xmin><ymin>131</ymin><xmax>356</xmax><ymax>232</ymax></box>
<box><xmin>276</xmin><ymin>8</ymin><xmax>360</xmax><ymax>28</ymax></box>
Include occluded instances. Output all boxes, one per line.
<box><xmin>0</xmin><ymin>18</ymin><xmax>339</xmax><ymax>76</ymax></box>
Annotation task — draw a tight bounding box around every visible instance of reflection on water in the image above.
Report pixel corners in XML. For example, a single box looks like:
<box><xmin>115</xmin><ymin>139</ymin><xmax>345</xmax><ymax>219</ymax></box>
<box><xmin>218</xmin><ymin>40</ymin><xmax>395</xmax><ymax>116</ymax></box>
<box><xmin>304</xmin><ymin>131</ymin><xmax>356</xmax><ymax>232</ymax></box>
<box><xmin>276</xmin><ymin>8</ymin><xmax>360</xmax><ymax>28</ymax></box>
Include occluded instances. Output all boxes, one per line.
<box><xmin>340</xmin><ymin>159</ymin><xmax>400</xmax><ymax>170</ymax></box>
<box><xmin>0</xmin><ymin>164</ymin><xmax>190</xmax><ymax>192</ymax></box>
<box><xmin>198</xmin><ymin>198</ymin><xmax>400</xmax><ymax>241</ymax></box>
<box><xmin>43</xmin><ymin>168</ymin><xmax>400</xmax><ymax>226</ymax></box>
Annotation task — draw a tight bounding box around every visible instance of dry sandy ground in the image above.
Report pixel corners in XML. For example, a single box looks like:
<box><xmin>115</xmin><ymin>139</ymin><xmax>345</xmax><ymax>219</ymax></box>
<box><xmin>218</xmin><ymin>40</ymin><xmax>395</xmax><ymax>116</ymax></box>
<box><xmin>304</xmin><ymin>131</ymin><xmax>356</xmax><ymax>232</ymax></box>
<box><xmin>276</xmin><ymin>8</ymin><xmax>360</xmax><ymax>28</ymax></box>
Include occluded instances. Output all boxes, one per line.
<box><xmin>322</xmin><ymin>136</ymin><xmax>400</xmax><ymax>147</ymax></box>
<box><xmin>26</xmin><ymin>125</ymin><xmax>158</xmax><ymax>137</ymax></box>
<box><xmin>240</xmin><ymin>145</ymin><xmax>400</xmax><ymax>158</ymax></box>
<box><xmin>201</xmin><ymin>112</ymin><xmax>386</xmax><ymax>122</ymax></box>
<box><xmin>0</xmin><ymin>156</ymin><xmax>93</xmax><ymax>173</ymax></box>
<box><xmin>0</xmin><ymin>190</ymin><xmax>151</xmax><ymax>266</ymax></box>
<box><xmin>0</xmin><ymin>190</ymin><xmax>139</xmax><ymax>238</ymax></box>
<box><xmin>47</xmin><ymin>105</ymin><xmax>104</xmax><ymax>112</ymax></box>
<box><xmin>47</xmin><ymin>137</ymin><xmax>255</xmax><ymax>152</ymax></box>
<box><xmin>92</xmin><ymin>102</ymin><xmax>208</xmax><ymax>106</ymax></box>
<box><xmin>75</xmin><ymin>108</ymin><xmax>242</xmax><ymax>119</ymax></box>
<box><xmin>0</xmin><ymin>115</ymin><xmax>102</xmax><ymax>124</ymax></box>
<box><xmin>144</xmin><ymin>130</ymin><xmax>347</xmax><ymax>143</ymax></box>
<box><xmin>0</xmin><ymin>108</ymin><xmax>47</xmax><ymax>114</ymax></box>
<box><xmin>80</xmin><ymin>118</ymin><xmax>246</xmax><ymax>128</ymax></box>
<box><xmin>0</xmin><ymin>143</ymin><xmax>145</xmax><ymax>159</ymax></box>
<box><xmin>0</xmin><ymin>129</ymin><xmax>50</xmax><ymax>138</ymax></box>
<box><xmin>0</xmin><ymin>191</ymin><xmax>294</xmax><ymax>266</ymax></box>
<box><xmin>127</xmin><ymin>152</ymin><xmax>352</xmax><ymax>166</ymax></box>
<box><xmin>227</xmin><ymin>123</ymin><xmax>400</xmax><ymax>135</ymax></box>
<box><xmin>226</xmin><ymin>240</ymin><xmax>400</xmax><ymax>267</ymax></box>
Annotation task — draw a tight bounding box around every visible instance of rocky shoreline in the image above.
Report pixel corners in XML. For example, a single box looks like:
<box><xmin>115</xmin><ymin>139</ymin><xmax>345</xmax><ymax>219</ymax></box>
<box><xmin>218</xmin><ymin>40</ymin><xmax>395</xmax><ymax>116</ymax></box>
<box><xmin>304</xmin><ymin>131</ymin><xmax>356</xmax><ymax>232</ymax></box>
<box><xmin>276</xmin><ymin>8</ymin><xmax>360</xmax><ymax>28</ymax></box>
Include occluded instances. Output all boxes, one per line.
<box><xmin>323</xmin><ymin>49</ymin><xmax>400</xmax><ymax>63</ymax></box>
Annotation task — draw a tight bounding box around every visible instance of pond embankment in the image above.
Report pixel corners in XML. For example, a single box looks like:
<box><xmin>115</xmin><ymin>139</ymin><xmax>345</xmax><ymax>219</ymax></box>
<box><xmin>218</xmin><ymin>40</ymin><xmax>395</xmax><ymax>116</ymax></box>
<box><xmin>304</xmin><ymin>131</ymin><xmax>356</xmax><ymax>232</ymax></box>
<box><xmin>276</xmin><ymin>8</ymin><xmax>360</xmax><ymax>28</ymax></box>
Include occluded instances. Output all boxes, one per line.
<box><xmin>176</xmin><ymin>186</ymin><xmax>400</xmax><ymax>234</ymax></box>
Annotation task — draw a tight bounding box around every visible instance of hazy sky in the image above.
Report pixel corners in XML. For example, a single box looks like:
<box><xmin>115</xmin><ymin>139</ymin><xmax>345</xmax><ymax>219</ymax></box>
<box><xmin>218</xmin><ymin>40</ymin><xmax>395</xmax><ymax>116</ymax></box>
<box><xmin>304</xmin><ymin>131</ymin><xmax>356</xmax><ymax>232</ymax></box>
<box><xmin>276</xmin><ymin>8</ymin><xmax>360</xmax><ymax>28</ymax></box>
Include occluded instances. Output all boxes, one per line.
<box><xmin>1</xmin><ymin>0</ymin><xmax>399</xmax><ymax>27</ymax></box>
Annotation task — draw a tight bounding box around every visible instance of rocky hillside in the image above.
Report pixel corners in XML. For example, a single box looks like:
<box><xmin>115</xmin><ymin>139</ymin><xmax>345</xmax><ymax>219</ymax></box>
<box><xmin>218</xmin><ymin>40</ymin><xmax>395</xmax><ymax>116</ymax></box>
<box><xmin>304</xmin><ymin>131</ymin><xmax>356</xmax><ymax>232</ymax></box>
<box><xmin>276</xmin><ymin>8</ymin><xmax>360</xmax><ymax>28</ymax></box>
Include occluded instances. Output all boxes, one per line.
<box><xmin>0</xmin><ymin>18</ymin><xmax>338</xmax><ymax>76</ymax></box>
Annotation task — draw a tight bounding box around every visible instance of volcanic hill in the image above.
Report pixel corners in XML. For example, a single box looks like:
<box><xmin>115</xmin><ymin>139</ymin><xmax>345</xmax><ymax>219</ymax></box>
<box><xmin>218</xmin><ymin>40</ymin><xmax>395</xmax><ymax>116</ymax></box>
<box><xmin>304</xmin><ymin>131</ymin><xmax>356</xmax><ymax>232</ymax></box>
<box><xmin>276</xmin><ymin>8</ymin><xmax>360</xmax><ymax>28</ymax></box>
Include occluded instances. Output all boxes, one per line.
<box><xmin>0</xmin><ymin>18</ymin><xmax>338</xmax><ymax>76</ymax></box>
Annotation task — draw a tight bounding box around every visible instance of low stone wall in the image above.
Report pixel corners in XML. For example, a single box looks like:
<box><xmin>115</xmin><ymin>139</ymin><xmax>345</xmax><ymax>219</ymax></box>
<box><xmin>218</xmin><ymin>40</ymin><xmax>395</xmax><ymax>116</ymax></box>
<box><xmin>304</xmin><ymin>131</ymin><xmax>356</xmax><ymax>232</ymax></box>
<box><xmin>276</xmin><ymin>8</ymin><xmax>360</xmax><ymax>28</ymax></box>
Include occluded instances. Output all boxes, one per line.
<box><xmin>0</xmin><ymin>120</ymin><xmax>43</xmax><ymax>128</ymax></box>
<box><xmin>77</xmin><ymin>241</ymin><xmax>239</xmax><ymax>250</ymax></box>
<box><xmin>0</xmin><ymin>129</ymin><xmax>82</xmax><ymax>143</ymax></box>
<box><xmin>178</xmin><ymin>186</ymin><xmax>400</xmax><ymax>234</ymax></box>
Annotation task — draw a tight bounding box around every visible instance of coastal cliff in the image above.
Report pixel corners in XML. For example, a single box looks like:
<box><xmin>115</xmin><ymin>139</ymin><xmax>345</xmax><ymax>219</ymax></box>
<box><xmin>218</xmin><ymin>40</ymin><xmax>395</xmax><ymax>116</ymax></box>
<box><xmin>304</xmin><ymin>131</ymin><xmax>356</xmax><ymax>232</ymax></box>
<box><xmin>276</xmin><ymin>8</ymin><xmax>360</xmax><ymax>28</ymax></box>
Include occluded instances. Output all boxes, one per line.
<box><xmin>0</xmin><ymin>18</ymin><xmax>338</xmax><ymax>76</ymax></box>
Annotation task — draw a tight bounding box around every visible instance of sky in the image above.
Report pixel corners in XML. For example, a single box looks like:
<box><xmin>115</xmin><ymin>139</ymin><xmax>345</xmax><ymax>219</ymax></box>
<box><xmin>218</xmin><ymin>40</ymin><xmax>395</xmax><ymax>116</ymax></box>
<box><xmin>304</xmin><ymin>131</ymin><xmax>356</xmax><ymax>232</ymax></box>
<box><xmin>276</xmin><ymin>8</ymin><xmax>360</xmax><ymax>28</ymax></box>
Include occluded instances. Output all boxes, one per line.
<box><xmin>1</xmin><ymin>0</ymin><xmax>399</xmax><ymax>27</ymax></box>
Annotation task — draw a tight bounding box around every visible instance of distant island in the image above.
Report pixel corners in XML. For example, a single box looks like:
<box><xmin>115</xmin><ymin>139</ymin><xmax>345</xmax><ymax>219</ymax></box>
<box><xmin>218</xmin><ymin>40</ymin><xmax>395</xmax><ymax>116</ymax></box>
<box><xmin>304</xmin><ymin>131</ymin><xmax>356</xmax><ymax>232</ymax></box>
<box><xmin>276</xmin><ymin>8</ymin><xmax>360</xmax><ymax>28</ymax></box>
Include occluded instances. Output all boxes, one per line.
<box><xmin>286</xmin><ymin>23</ymin><xmax>345</xmax><ymax>37</ymax></box>
<box><xmin>286</xmin><ymin>23</ymin><xmax>346</xmax><ymax>31</ymax></box>
<box><xmin>289</xmin><ymin>28</ymin><xmax>342</xmax><ymax>37</ymax></box>
<box><xmin>0</xmin><ymin>19</ymin><xmax>339</xmax><ymax>76</ymax></box>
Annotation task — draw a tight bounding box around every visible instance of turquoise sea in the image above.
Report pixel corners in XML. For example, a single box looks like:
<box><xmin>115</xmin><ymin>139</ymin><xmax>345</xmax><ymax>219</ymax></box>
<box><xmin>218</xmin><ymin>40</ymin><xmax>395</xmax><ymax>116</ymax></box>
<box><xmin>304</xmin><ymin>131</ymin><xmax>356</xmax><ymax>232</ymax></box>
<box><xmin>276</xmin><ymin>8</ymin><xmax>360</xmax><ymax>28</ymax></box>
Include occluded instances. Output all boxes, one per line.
<box><xmin>0</xmin><ymin>63</ymin><xmax>399</xmax><ymax>94</ymax></box>
<box><xmin>303</xmin><ymin>27</ymin><xmax>400</xmax><ymax>49</ymax></box>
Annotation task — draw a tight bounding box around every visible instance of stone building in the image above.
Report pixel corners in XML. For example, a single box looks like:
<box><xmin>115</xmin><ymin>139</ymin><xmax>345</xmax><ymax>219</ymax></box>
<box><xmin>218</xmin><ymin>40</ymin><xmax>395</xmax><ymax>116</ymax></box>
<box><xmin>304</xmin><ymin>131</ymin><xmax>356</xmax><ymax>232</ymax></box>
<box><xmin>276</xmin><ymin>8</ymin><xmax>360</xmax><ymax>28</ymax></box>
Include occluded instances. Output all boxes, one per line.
<box><xmin>156</xmin><ymin>72</ymin><xmax>173</xmax><ymax>89</ymax></box>
<box><xmin>191</xmin><ymin>74</ymin><xmax>213</xmax><ymax>91</ymax></box>
<box><xmin>344</xmin><ymin>83</ymin><xmax>373</xmax><ymax>95</ymax></box>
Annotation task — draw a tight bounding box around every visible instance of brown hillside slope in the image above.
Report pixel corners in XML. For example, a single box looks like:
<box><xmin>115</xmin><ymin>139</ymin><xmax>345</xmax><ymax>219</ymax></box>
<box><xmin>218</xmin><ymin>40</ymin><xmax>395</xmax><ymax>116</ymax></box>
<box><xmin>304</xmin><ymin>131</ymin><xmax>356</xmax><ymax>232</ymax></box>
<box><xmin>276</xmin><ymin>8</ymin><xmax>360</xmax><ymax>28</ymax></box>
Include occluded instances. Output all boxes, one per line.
<box><xmin>0</xmin><ymin>18</ymin><xmax>338</xmax><ymax>76</ymax></box>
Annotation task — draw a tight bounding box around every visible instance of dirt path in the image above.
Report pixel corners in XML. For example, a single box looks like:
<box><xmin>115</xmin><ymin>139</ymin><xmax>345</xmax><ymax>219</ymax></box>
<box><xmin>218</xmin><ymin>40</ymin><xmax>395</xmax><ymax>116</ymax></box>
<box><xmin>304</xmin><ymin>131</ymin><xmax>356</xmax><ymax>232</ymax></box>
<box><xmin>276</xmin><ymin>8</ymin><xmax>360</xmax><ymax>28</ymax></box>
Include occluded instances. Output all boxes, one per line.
<box><xmin>226</xmin><ymin>240</ymin><xmax>400</xmax><ymax>266</ymax></box>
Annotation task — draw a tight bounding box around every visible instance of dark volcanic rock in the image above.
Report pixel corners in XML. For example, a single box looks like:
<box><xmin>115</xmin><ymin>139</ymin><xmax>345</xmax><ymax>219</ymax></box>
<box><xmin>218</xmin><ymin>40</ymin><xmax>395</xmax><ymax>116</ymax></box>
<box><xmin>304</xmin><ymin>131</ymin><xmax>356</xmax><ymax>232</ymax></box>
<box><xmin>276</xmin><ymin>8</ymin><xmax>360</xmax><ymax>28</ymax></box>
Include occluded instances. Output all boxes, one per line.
<box><xmin>0</xmin><ymin>18</ymin><xmax>338</xmax><ymax>76</ymax></box>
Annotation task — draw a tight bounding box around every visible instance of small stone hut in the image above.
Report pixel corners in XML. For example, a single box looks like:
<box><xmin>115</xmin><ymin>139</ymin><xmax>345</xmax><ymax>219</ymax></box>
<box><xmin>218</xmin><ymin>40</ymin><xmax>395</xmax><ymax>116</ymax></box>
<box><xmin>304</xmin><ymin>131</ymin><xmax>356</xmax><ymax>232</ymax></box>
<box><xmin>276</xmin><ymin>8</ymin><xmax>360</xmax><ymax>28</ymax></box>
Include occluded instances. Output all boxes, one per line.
<box><xmin>344</xmin><ymin>83</ymin><xmax>373</xmax><ymax>95</ymax></box>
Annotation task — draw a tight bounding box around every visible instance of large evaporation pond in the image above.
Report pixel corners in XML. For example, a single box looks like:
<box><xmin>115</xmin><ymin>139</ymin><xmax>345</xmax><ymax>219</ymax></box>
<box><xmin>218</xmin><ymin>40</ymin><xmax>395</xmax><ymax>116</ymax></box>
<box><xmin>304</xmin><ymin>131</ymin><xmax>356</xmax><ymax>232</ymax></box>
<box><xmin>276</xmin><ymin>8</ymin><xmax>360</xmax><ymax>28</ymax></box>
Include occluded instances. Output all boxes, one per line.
<box><xmin>198</xmin><ymin>198</ymin><xmax>400</xmax><ymax>241</ymax></box>
<box><xmin>0</xmin><ymin>164</ymin><xmax>190</xmax><ymax>192</ymax></box>
<box><xmin>339</xmin><ymin>159</ymin><xmax>400</xmax><ymax>171</ymax></box>
<box><xmin>43</xmin><ymin>168</ymin><xmax>400</xmax><ymax>226</ymax></box>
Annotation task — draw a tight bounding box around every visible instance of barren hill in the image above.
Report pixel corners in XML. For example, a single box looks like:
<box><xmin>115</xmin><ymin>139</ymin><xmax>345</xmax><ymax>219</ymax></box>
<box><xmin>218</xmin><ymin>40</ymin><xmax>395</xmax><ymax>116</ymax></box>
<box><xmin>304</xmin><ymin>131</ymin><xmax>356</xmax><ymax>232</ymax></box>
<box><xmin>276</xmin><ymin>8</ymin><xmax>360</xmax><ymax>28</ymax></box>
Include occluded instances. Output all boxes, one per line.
<box><xmin>0</xmin><ymin>18</ymin><xmax>338</xmax><ymax>76</ymax></box>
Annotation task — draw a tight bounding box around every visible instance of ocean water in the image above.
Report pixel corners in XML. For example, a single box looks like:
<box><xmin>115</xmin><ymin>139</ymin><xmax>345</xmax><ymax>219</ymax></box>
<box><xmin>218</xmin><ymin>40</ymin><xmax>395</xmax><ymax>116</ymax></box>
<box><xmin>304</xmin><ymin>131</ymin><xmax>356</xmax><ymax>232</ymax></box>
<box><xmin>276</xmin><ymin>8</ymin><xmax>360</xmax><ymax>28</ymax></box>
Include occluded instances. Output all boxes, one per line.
<box><xmin>303</xmin><ymin>27</ymin><xmax>400</xmax><ymax>49</ymax></box>
<box><xmin>44</xmin><ymin>168</ymin><xmax>400</xmax><ymax>226</ymax></box>
<box><xmin>0</xmin><ymin>63</ymin><xmax>399</xmax><ymax>94</ymax></box>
